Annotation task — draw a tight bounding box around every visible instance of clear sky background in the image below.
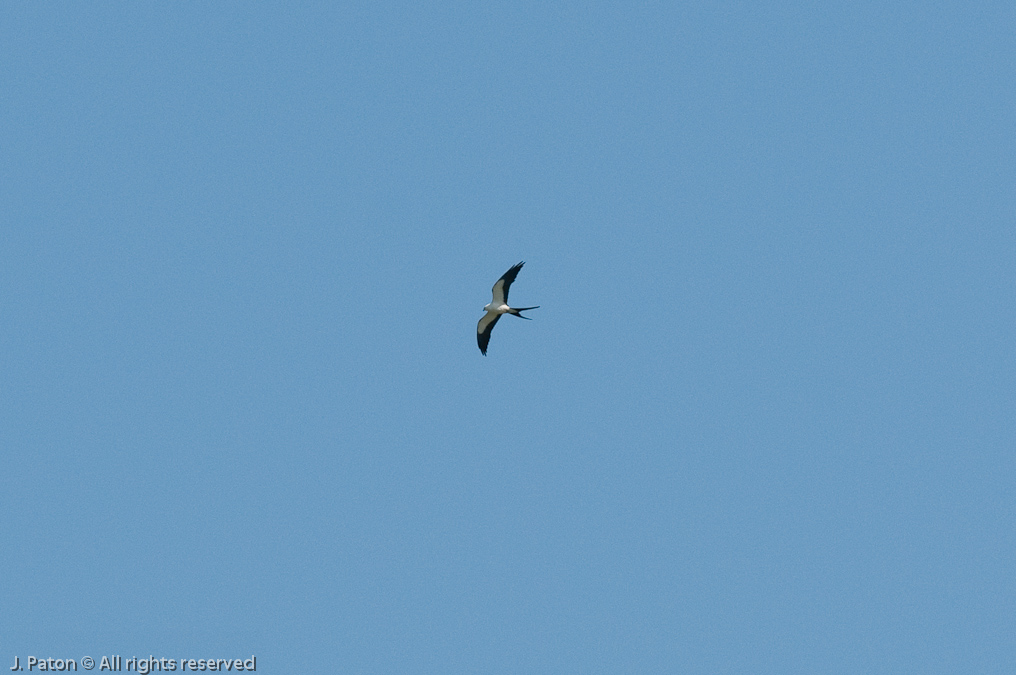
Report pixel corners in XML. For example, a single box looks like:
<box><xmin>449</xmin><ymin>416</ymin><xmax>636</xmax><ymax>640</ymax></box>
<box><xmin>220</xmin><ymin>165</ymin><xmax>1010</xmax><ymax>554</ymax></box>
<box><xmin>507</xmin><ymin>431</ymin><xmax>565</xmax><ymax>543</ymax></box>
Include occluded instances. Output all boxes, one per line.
<box><xmin>2</xmin><ymin>2</ymin><xmax>1014</xmax><ymax>673</ymax></box>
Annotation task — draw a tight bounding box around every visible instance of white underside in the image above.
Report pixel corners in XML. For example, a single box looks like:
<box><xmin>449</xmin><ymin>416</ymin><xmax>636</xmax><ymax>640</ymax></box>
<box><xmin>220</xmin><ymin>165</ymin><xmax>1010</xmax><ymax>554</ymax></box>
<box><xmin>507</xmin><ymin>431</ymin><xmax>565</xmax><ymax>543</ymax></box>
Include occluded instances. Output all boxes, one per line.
<box><xmin>477</xmin><ymin>309</ymin><xmax>501</xmax><ymax>334</ymax></box>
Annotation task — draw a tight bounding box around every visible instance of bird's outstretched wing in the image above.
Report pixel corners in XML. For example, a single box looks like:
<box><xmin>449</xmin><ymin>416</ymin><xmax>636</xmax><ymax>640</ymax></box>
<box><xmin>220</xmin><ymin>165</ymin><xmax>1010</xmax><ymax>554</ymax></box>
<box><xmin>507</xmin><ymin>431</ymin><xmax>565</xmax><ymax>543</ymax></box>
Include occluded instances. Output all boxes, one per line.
<box><xmin>476</xmin><ymin>311</ymin><xmax>501</xmax><ymax>355</ymax></box>
<box><xmin>491</xmin><ymin>261</ymin><xmax>525</xmax><ymax>305</ymax></box>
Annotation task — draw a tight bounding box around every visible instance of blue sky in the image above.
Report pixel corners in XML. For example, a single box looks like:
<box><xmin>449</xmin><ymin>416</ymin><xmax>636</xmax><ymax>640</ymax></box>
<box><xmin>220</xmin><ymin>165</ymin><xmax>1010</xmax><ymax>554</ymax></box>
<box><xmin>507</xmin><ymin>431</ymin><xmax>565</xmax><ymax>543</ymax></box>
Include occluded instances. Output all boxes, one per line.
<box><xmin>2</xmin><ymin>2</ymin><xmax>1014</xmax><ymax>672</ymax></box>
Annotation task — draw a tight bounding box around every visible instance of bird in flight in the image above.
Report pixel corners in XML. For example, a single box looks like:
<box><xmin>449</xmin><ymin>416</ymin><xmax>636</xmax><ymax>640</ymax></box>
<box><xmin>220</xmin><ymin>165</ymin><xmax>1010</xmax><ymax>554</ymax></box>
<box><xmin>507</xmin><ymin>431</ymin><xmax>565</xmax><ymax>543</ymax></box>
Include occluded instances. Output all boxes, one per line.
<box><xmin>477</xmin><ymin>261</ymin><xmax>540</xmax><ymax>355</ymax></box>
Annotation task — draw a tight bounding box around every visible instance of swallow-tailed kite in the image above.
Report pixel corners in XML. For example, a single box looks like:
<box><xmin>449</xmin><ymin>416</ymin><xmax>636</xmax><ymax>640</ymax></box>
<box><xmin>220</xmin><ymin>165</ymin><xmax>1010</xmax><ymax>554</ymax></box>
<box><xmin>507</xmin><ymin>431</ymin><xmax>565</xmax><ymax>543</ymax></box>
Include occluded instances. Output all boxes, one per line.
<box><xmin>477</xmin><ymin>261</ymin><xmax>539</xmax><ymax>355</ymax></box>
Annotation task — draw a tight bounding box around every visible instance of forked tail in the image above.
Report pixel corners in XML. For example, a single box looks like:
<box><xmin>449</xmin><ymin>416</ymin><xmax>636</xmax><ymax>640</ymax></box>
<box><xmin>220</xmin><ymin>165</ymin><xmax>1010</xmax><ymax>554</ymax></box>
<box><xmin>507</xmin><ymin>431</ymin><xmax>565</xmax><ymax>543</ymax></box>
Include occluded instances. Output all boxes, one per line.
<box><xmin>508</xmin><ymin>306</ymin><xmax>540</xmax><ymax>319</ymax></box>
